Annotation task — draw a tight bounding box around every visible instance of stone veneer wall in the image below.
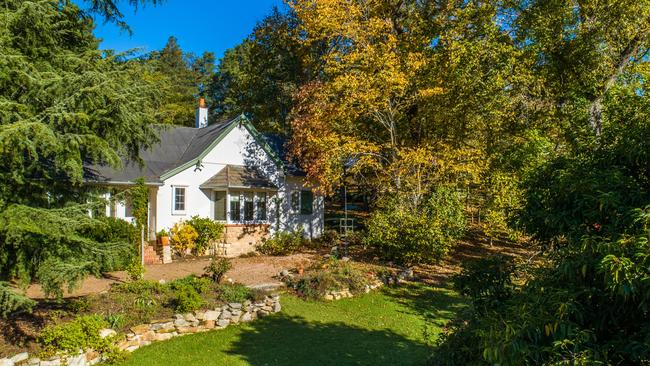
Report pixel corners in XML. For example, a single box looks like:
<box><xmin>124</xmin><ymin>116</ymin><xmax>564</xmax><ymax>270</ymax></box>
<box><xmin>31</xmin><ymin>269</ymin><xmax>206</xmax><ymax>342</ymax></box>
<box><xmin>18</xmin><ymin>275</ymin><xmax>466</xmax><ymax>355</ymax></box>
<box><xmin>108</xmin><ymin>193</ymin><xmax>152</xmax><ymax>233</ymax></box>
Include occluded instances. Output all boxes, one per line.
<box><xmin>0</xmin><ymin>295</ymin><xmax>281</xmax><ymax>366</ymax></box>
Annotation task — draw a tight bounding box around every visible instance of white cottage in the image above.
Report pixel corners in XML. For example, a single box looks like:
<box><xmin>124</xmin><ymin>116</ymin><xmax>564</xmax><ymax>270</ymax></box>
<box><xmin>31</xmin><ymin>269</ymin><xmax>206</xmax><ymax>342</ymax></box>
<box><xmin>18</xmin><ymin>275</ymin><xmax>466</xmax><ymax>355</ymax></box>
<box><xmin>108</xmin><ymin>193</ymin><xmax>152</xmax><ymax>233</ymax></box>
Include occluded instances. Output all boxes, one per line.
<box><xmin>89</xmin><ymin>100</ymin><xmax>324</xmax><ymax>257</ymax></box>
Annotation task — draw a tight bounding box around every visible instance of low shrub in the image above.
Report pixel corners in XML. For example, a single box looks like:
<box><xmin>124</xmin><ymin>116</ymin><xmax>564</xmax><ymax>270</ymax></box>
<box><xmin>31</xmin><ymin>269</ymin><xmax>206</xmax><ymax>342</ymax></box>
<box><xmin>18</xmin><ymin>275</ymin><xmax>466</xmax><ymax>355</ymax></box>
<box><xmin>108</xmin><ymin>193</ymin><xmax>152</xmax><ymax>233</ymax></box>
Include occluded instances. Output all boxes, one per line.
<box><xmin>170</xmin><ymin>221</ymin><xmax>198</xmax><ymax>256</ymax></box>
<box><xmin>308</xmin><ymin>229</ymin><xmax>340</xmax><ymax>249</ymax></box>
<box><xmin>364</xmin><ymin>187</ymin><xmax>466</xmax><ymax>265</ymax></box>
<box><xmin>82</xmin><ymin>217</ymin><xmax>138</xmax><ymax>271</ymax></box>
<box><xmin>216</xmin><ymin>283</ymin><xmax>252</xmax><ymax>303</ymax></box>
<box><xmin>169</xmin><ymin>275</ymin><xmax>212</xmax><ymax>294</ymax></box>
<box><xmin>453</xmin><ymin>254</ymin><xmax>515</xmax><ymax>308</ymax></box>
<box><xmin>289</xmin><ymin>259</ymin><xmax>371</xmax><ymax>299</ymax></box>
<box><xmin>257</xmin><ymin>229</ymin><xmax>306</xmax><ymax>255</ymax></box>
<box><xmin>39</xmin><ymin>315</ymin><xmax>113</xmax><ymax>357</ymax></box>
<box><xmin>173</xmin><ymin>285</ymin><xmax>204</xmax><ymax>313</ymax></box>
<box><xmin>204</xmin><ymin>256</ymin><xmax>232</xmax><ymax>283</ymax></box>
<box><xmin>68</xmin><ymin>297</ymin><xmax>91</xmax><ymax>313</ymax></box>
<box><xmin>125</xmin><ymin>261</ymin><xmax>145</xmax><ymax>281</ymax></box>
<box><xmin>112</xmin><ymin>280</ymin><xmax>167</xmax><ymax>295</ymax></box>
<box><xmin>186</xmin><ymin>216</ymin><xmax>224</xmax><ymax>255</ymax></box>
<box><xmin>292</xmin><ymin>271</ymin><xmax>340</xmax><ymax>299</ymax></box>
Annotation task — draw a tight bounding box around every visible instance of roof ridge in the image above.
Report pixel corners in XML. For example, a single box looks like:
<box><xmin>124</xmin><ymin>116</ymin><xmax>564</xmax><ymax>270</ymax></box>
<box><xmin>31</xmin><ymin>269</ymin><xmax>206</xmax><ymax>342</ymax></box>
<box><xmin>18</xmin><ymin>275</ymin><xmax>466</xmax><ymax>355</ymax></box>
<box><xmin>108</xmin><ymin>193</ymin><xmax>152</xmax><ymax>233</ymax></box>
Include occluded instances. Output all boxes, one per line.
<box><xmin>174</xmin><ymin>116</ymin><xmax>239</xmax><ymax>168</ymax></box>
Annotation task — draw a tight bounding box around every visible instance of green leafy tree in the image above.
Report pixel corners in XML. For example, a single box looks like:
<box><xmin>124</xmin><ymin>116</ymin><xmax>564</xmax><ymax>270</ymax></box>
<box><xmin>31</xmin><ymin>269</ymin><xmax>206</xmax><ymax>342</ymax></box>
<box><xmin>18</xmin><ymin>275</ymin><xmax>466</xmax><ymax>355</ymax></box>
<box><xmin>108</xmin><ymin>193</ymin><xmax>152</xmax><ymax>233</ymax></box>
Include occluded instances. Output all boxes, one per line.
<box><xmin>208</xmin><ymin>7</ymin><xmax>319</xmax><ymax>134</ymax></box>
<box><xmin>145</xmin><ymin>36</ymin><xmax>216</xmax><ymax>126</ymax></box>
<box><xmin>0</xmin><ymin>0</ymin><xmax>160</xmax><ymax>313</ymax></box>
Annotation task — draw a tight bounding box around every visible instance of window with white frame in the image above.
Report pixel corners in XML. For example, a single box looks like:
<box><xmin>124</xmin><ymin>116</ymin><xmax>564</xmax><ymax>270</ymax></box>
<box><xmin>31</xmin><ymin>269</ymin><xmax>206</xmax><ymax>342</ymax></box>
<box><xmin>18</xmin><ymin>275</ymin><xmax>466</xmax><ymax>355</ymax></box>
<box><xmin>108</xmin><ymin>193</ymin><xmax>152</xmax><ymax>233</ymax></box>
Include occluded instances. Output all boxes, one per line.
<box><xmin>244</xmin><ymin>192</ymin><xmax>254</xmax><ymax>221</ymax></box>
<box><xmin>172</xmin><ymin>186</ymin><xmax>186</xmax><ymax>214</ymax></box>
<box><xmin>214</xmin><ymin>191</ymin><xmax>227</xmax><ymax>221</ymax></box>
<box><xmin>291</xmin><ymin>190</ymin><xmax>314</xmax><ymax>215</ymax></box>
<box><xmin>230</xmin><ymin>191</ymin><xmax>241</xmax><ymax>221</ymax></box>
<box><xmin>256</xmin><ymin>192</ymin><xmax>268</xmax><ymax>221</ymax></box>
<box><xmin>227</xmin><ymin>191</ymin><xmax>270</xmax><ymax>223</ymax></box>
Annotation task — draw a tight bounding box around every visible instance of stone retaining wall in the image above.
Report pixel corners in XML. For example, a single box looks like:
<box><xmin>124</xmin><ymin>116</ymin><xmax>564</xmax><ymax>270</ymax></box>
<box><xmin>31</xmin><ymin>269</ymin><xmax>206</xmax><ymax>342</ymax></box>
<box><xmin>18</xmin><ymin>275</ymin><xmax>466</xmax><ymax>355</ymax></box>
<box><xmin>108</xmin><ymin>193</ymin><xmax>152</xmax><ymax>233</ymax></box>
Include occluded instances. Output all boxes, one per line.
<box><xmin>0</xmin><ymin>295</ymin><xmax>281</xmax><ymax>366</ymax></box>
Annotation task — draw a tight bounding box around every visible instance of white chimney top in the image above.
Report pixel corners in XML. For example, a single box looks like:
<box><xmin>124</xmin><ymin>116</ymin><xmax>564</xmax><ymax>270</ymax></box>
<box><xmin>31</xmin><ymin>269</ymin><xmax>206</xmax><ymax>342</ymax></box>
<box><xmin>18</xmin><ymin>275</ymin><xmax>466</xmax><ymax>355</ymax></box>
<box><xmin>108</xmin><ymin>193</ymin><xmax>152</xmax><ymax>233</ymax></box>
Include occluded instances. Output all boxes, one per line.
<box><xmin>196</xmin><ymin>97</ymin><xmax>208</xmax><ymax>128</ymax></box>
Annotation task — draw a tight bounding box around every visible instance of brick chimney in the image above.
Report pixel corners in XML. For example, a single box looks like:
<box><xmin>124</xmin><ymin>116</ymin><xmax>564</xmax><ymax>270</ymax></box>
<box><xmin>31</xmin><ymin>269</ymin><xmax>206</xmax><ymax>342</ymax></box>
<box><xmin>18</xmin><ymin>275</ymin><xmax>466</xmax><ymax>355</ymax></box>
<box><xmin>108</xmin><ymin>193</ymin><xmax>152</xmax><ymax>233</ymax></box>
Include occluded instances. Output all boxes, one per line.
<box><xmin>196</xmin><ymin>97</ymin><xmax>208</xmax><ymax>128</ymax></box>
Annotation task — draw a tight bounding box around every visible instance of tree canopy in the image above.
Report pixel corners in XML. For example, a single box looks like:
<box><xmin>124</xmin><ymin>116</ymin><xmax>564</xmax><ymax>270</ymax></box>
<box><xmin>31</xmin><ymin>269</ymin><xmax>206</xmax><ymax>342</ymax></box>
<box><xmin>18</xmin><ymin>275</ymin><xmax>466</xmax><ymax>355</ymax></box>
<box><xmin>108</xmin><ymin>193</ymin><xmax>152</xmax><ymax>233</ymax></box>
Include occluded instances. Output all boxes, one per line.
<box><xmin>0</xmin><ymin>0</ymin><xmax>159</xmax><ymax>308</ymax></box>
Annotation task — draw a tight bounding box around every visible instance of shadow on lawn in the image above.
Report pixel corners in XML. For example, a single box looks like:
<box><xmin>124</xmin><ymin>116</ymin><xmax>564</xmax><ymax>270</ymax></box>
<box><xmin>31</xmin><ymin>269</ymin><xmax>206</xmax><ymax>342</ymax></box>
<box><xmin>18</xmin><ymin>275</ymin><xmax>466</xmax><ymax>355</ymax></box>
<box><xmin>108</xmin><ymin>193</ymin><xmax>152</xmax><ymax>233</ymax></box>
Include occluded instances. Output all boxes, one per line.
<box><xmin>381</xmin><ymin>283</ymin><xmax>468</xmax><ymax>328</ymax></box>
<box><xmin>226</xmin><ymin>313</ymin><xmax>430</xmax><ymax>366</ymax></box>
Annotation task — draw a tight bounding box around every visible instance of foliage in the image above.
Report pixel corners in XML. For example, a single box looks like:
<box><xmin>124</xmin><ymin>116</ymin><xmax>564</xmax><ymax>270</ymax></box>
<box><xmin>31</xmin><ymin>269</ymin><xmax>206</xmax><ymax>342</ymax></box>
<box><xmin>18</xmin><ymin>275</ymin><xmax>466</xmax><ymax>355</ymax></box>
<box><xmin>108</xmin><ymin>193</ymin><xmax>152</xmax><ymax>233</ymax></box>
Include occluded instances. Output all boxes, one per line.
<box><xmin>68</xmin><ymin>297</ymin><xmax>91</xmax><ymax>313</ymax></box>
<box><xmin>39</xmin><ymin>315</ymin><xmax>113</xmax><ymax>357</ymax></box>
<box><xmin>105</xmin><ymin>312</ymin><xmax>126</xmax><ymax>329</ymax></box>
<box><xmin>156</xmin><ymin>229</ymin><xmax>168</xmax><ymax>237</ymax></box>
<box><xmin>364</xmin><ymin>187</ymin><xmax>466</xmax><ymax>265</ymax></box>
<box><xmin>129</xmin><ymin>178</ymin><xmax>149</xmax><ymax>231</ymax></box>
<box><xmin>0</xmin><ymin>0</ymin><xmax>158</xmax><ymax>308</ymax></box>
<box><xmin>208</xmin><ymin>7</ymin><xmax>317</xmax><ymax>134</ymax></box>
<box><xmin>0</xmin><ymin>0</ymin><xmax>159</xmax><ymax>207</ymax></box>
<box><xmin>112</xmin><ymin>279</ymin><xmax>168</xmax><ymax>296</ymax></box>
<box><xmin>170</xmin><ymin>221</ymin><xmax>198</xmax><ymax>256</ymax></box>
<box><xmin>310</xmin><ymin>230</ymin><xmax>340</xmax><ymax>248</ymax></box>
<box><xmin>169</xmin><ymin>275</ymin><xmax>213</xmax><ymax>295</ymax></box>
<box><xmin>143</xmin><ymin>36</ymin><xmax>215</xmax><ymax>126</ymax></box>
<box><xmin>173</xmin><ymin>286</ymin><xmax>204</xmax><ymax>313</ymax></box>
<box><xmin>126</xmin><ymin>261</ymin><xmax>146</xmax><ymax>281</ymax></box>
<box><xmin>453</xmin><ymin>255</ymin><xmax>515</xmax><ymax>310</ymax></box>
<box><xmin>0</xmin><ymin>204</ymin><xmax>137</xmax><ymax>299</ymax></box>
<box><xmin>288</xmin><ymin>259</ymin><xmax>371</xmax><ymax>299</ymax></box>
<box><xmin>85</xmin><ymin>216</ymin><xmax>139</xmax><ymax>248</ymax></box>
<box><xmin>204</xmin><ymin>256</ymin><xmax>232</xmax><ymax>283</ymax></box>
<box><xmin>215</xmin><ymin>283</ymin><xmax>253</xmax><ymax>303</ymax></box>
<box><xmin>185</xmin><ymin>216</ymin><xmax>224</xmax><ymax>255</ymax></box>
<box><xmin>257</xmin><ymin>229</ymin><xmax>306</xmax><ymax>255</ymax></box>
<box><xmin>0</xmin><ymin>282</ymin><xmax>35</xmax><ymax>317</ymax></box>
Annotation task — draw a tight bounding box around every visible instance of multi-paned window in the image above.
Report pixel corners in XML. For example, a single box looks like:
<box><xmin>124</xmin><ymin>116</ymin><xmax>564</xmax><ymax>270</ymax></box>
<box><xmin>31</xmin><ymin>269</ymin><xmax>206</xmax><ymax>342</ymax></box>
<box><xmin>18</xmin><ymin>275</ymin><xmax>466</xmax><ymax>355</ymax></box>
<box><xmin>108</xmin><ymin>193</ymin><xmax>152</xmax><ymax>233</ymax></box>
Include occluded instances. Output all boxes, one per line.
<box><xmin>291</xmin><ymin>190</ymin><xmax>314</xmax><ymax>215</ymax></box>
<box><xmin>256</xmin><ymin>192</ymin><xmax>268</xmax><ymax>221</ymax></box>
<box><xmin>224</xmin><ymin>191</ymin><xmax>270</xmax><ymax>223</ymax></box>
<box><xmin>229</xmin><ymin>191</ymin><xmax>241</xmax><ymax>221</ymax></box>
<box><xmin>300</xmin><ymin>190</ymin><xmax>314</xmax><ymax>215</ymax></box>
<box><xmin>214</xmin><ymin>191</ymin><xmax>227</xmax><ymax>221</ymax></box>
<box><xmin>173</xmin><ymin>186</ymin><xmax>186</xmax><ymax>214</ymax></box>
<box><xmin>244</xmin><ymin>192</ymin><xmax>254</xmax><ymax>221</ymax></box>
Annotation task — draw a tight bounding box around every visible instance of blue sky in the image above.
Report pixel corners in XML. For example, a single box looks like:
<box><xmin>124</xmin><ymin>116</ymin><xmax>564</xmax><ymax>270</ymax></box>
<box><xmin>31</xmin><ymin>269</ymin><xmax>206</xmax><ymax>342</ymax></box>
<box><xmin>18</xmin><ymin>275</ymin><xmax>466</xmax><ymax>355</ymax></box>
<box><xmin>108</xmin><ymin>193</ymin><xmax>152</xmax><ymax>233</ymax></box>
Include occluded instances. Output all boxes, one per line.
<box><xmin>93</xmin><ymin>0</ymin><xmax>284</xmax><ymax>59</ymax></box>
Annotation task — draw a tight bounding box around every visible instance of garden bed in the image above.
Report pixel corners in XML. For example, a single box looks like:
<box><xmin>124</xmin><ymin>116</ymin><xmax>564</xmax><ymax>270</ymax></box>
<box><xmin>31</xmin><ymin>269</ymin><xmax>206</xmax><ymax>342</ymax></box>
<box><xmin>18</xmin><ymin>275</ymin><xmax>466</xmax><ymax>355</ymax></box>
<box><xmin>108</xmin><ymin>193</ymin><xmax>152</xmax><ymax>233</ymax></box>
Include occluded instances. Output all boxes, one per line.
<box><xmin>0</xmin><ymin>276</ymin><xmax>271</xmax><ymax>360</ymax></box>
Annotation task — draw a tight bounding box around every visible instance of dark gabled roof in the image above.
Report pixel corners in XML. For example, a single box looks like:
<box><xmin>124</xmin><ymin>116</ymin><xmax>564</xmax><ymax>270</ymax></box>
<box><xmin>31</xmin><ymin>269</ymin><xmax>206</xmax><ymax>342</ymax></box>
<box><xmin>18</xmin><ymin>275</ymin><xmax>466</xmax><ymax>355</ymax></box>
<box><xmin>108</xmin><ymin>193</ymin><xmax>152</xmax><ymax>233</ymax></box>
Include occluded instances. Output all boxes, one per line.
<box><xmin>85</xmin><ymin>115</ymin><xmax>306</xmax><ymax>186</ymax></box>
<box><xmin>86</xmin><ymin>116</ymin><xmax>240</xmax><ymax>184</ymax></box>
<box><xmin>200</xmin><ymin>165</ymin><xmax>277</xmax><ymax>189</ymax></box>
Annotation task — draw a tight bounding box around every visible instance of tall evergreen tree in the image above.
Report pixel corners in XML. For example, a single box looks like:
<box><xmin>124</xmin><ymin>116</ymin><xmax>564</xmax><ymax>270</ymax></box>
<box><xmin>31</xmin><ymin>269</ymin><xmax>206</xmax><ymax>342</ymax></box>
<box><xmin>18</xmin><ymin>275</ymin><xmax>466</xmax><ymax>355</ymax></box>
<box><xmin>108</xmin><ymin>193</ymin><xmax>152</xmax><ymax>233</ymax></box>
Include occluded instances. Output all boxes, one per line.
<box><xmin>146</xmin><ymin>36</ymin><xmax>215</xmax><ymax>125</ymax></box>
<box><xmin>0</xmin><ymin>0</ymin><xmax>160</xmax><ymax>311</ymax></box>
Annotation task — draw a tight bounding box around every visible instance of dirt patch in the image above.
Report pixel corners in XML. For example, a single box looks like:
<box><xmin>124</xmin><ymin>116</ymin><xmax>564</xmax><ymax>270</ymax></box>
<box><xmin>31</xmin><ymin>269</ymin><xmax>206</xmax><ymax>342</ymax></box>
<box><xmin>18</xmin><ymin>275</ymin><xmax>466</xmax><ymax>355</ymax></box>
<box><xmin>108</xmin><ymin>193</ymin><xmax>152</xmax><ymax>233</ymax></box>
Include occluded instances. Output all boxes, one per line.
<box><xmin>24</xmin><ymin>253</ymin><xmax>318</xmax><ymax>299</ymax></box>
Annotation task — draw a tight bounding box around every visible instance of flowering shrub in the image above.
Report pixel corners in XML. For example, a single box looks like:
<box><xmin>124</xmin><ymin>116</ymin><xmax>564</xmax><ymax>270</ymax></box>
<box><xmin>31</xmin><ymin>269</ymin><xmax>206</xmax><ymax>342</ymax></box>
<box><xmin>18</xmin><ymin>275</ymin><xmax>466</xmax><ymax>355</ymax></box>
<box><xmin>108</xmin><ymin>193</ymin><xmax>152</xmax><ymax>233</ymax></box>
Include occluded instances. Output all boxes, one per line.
<box><xmin>170</xmin><ymin>221</ymin><xmax>198</xmax><ymax>256</ymax></box>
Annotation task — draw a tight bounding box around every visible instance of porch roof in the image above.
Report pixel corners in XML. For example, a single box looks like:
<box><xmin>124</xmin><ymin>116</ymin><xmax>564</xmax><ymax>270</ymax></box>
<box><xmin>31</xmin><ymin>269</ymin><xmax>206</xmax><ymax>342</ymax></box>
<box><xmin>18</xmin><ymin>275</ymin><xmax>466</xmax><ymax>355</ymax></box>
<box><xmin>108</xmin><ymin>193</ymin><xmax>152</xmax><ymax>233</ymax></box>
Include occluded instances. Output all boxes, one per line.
<box><xmin>200</xmin><ymin>165</ymin><xmax>277</xmax><ymax>190</ymax></box>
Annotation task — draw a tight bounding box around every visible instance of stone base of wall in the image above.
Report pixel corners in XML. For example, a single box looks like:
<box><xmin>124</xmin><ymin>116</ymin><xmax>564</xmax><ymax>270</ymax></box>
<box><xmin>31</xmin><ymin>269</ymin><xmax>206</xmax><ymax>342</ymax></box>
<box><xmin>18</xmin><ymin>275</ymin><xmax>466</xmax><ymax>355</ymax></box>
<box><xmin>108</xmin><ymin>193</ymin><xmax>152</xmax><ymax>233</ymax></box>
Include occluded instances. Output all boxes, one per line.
<box><xmin>1</xmin><ymin>295</ymin><xmax>281</xmax><ymax>366</ymax></box>
<box><xmin>217</xmin><ymin>224</ymin><xmax>270</xmax><ymax>257</ymax></box>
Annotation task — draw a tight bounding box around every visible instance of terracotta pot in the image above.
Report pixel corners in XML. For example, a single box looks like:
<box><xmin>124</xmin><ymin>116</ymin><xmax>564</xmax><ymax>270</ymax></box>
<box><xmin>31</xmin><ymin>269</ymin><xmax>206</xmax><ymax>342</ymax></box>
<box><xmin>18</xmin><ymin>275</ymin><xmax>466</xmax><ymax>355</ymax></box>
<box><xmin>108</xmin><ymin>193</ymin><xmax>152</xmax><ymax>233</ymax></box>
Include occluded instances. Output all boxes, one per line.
<box><xmin>159</xmin><ymin>236</ymin><xmax>170</xmax><ymax>246</ymax></box>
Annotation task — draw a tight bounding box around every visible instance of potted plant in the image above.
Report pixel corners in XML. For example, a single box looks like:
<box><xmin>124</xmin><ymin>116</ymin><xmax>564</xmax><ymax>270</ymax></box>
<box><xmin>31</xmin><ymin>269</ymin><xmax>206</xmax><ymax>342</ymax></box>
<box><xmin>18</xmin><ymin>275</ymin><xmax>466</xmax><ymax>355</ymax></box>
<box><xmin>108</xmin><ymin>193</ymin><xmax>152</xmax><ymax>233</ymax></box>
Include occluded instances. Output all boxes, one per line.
<box><xmin>157</xmin><ymin>229</ymin><xmax>170</xmax><ymax>246</ymax></box>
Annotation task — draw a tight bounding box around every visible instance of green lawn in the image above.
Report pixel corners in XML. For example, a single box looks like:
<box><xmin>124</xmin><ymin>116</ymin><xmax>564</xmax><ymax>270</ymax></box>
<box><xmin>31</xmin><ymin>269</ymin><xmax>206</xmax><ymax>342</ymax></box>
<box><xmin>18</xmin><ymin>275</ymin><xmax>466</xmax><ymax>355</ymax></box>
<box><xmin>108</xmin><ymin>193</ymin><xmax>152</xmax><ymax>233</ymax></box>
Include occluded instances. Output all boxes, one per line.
<box><xmin>118</xmin><ymin>284</ymin><xmax>466</xmax><ymax>366</ymax></box>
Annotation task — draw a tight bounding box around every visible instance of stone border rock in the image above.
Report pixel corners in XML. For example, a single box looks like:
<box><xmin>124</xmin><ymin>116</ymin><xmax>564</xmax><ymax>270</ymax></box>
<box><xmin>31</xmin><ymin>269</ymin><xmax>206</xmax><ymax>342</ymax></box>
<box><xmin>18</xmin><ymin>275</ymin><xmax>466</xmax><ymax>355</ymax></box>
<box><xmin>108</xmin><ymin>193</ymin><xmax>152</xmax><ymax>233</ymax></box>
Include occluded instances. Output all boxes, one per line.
<box><xmin>322</xmin><ymin>281</ymin><xmax>383</xmax><ymax>301</ymax></box>
<box><xmin>0</xmin><ymin>295</ymin><xmax>281</xmax><ymax>366</ymax></box>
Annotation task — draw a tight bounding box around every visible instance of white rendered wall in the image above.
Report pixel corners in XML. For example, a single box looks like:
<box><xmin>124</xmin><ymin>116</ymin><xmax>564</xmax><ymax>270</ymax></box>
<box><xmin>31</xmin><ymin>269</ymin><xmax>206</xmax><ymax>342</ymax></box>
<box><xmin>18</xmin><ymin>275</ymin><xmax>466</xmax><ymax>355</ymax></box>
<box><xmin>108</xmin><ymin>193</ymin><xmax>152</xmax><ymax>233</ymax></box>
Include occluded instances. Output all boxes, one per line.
<box><xmin>153</xmin><ymin>123</ymin><xmax>323</xmax><ymax>238</ymax></box>
<box><xmin>103</xmin><ymin>123</ymin><xmax>324</xmax><ymax>239</ymax></box>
